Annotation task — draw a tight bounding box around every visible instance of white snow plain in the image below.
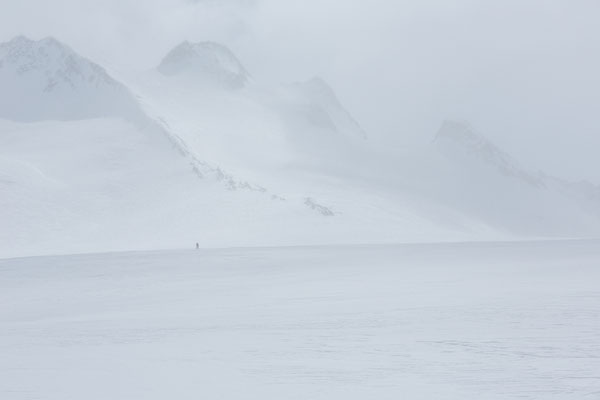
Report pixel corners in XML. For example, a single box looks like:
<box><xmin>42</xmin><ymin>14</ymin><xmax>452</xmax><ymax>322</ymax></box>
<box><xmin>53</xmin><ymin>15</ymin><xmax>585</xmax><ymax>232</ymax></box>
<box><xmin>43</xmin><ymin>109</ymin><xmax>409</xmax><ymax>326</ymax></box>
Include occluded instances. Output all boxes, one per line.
<box><xmin>2</xmin><ymin>240</ymin><xmax>599</xmax><ymax>399</ymax></box>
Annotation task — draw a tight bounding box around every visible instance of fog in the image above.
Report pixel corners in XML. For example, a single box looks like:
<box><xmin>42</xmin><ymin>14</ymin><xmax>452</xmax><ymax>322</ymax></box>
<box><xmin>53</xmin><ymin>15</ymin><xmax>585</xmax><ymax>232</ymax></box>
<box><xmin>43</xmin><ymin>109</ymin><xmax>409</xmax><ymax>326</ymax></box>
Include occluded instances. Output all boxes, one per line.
<box><xmin>3</xmin><ymin>4</ymin><xmax>600</xmax><ymax>397</ymax></box>
<box><xmin>1</xmin><ymin>0</ymin><xmax>599</xmax><ymax>181</ymax></box>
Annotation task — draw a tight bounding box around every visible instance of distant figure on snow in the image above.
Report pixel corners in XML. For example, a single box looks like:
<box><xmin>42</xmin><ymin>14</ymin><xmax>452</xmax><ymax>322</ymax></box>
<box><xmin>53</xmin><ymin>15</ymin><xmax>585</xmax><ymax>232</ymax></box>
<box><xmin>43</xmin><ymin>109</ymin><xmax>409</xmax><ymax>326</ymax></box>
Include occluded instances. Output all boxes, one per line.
<box><xmin>196</xmin><ymin>242</ymin><xmax>199</xmax><ymax>250</ymax></box>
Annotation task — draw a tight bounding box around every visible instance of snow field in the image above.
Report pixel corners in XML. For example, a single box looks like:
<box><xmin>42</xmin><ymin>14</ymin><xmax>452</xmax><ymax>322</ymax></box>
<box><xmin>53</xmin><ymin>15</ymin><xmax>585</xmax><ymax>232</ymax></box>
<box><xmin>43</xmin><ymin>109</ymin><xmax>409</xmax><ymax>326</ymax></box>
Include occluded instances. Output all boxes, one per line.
<box><xmin>1</xmin><ymin>240</ymin><xmax>599</xmax><ymax>399</ymax></box>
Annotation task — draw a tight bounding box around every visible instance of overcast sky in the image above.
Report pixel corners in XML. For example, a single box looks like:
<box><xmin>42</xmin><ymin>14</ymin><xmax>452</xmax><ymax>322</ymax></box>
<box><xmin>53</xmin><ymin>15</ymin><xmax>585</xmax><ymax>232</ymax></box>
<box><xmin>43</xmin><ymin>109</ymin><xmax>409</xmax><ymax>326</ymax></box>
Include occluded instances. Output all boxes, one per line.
<box><xmin>1</xmin><ymin>0</ymin><xmax>599</xmax><ymax>181</ymax></box>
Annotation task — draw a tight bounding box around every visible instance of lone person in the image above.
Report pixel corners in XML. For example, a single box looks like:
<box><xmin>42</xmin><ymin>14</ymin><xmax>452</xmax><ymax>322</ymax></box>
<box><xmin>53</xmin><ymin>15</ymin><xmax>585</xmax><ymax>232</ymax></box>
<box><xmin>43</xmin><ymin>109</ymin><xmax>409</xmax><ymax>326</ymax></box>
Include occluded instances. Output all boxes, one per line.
<box><xmin>195</xmin><ymin>242</ymin><xmax>199</xmax><ymax>250</ymax></box>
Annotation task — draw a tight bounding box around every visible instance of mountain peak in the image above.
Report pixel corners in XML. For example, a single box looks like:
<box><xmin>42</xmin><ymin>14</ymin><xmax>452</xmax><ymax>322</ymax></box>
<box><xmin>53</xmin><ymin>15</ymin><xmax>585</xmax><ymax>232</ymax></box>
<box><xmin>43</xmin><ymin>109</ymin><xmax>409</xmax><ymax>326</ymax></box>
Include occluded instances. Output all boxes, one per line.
<box><xmin>434</xmin><ymin>120</ymin><xmax>488</xmax><ymax>147</ymax></box>
<box><xmin>290</xmin><ymin>76</ymin><xmax>367</xmax><ymax>140</ymax></box>
<box><xmin>0</xmin><ymin>35</ymin><xmax>115</xmax><ymax>87</ymax></box>
<box><xmin>0</xmin><ymin>35</ymin><xmax>139</xmax><ymax>122</ymax></box>
<box><xmin>434</xmin><ymin>120</ymin><xmax>543</xmax><ymax>187</ymax></box>
<box><xmin>157</xmin><ymin>41</ymin><xmax>250</xmax><ymax>89</ymax></box>
<box><xmin>4</xmin><ymin>35</ymin><xmax>33</xmax><ymax>46</ymax></box>
<box><xmin>300</xmin><ymin>77</ymin><xmax>347</xmax><ymax>109</ymax></box>
<box><xmin>2</xmin><ymin>35</ymin><xmax>78</xmax><ymax>61</ymax></box>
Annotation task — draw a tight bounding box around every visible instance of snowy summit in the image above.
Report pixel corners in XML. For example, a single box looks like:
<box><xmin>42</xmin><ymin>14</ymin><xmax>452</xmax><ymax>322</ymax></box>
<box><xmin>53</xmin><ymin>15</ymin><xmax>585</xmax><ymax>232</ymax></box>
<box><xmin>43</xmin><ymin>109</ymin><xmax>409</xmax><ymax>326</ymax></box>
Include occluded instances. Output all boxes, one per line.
<box><xmin>434</xmin><ymin>120</ymin><xmax>542</xmax><ymax>186</ymax></box>
<box><xmin>0</xmin><ymin>36</ymin><xmax>140</xmax><ymax>121</ymax></box>
<box><xmin>157</xmin><ymin>41</ymin><xmax>250</xmax><ymax>89</ymax></box>
<box><xmin>291</xmin><ymin>77</ymin><xmax>367</xmax><ymax>140</ymax></box>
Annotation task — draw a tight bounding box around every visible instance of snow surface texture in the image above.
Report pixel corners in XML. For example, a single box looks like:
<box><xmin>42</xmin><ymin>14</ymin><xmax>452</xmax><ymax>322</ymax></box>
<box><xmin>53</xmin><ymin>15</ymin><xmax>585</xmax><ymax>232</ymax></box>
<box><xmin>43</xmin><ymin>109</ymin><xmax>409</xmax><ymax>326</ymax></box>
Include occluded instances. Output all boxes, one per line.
<box><xmin>2</xmin><ymin>35</ymin><xmax>600</xmax><ymax>258</ymax></box>
<box><xmin>1</xmin><ymin>240</ymin><xmax>599</xmax><ymax>399</ymax></box>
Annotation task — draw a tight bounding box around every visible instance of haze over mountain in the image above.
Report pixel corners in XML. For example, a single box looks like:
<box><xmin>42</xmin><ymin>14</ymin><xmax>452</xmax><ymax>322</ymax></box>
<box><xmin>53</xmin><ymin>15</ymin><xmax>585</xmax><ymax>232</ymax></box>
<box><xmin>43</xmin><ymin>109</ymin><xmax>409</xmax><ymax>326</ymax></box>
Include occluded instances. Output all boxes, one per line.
<box><xmin>1</xmin><ymin>35</ymin><xmax>600</xmax><ymax>258</ymax></box>
<box><xmin>0</xmin><ymin>0</ymin><xmax>600</xmax><ymax>400</ymax></box>
<box><xmin>0</xmin><ymin>36</ymin><xmax>141</xmax><ymax>122</ymax></box>
<box><xmin>157</xmin><ymin>41</ymin><xmax>250</xmax><ymax>89</ymax></box>
<box><xmin>2</xmin><ymin>3</ymin><xmax>599</xmax><ymax>398</ymax></box>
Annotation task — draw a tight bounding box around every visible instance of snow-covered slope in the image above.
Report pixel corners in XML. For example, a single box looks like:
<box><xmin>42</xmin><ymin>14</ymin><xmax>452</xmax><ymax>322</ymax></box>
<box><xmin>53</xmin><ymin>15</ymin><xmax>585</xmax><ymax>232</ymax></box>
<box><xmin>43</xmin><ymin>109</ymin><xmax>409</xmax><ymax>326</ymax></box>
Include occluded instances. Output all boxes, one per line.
<box><xmin>0</xmin><ymin>36</ymin><xmax>142</xmax><ymax>122</ymax></box>
<box><xmin>434</xmin><ymin>120</ymin><xmax>542</xmax><ymax>186</ymax></box>
<box><xmin>2</xmin><ymin>35</ymin><xmax>600</xmax><ymax>258</ymax></box>
<box><xmin>133</xmin><ymin>43</ymin><xmax>367</xmax><ymax>172</ymax></box>
<box><xmin>1</xmin><ymin>37</ymin><xmax>480</xmax><ymax>258</ymax></box>
<box><xmin>0</xmin><ymin>114</ymin><xmax>474</xmax><ymax>258</ymax></box>
<box><xmin>423</xmin><ymin>120</ymin><xmax>600</xmax><ymax>236</ymax></box>
<box><xmin>0</xmin><ymin>117</ymin><xmax>274</xmax><ymax>256</ymax></box>
<box><xmin>288</xmin><ymin>77</ymin><xmax>367</xmax><ymax>140</ymax></box>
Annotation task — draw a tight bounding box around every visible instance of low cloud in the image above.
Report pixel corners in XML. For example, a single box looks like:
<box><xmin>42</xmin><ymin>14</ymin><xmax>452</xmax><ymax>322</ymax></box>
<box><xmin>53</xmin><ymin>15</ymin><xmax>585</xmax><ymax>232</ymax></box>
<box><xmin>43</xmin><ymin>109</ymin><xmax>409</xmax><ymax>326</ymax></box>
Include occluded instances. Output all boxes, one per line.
<box><xmin>1</xmin><ymin>0</ymin><xmax>599</xmax><ymax>181</ymax></box>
